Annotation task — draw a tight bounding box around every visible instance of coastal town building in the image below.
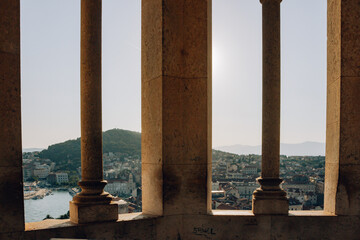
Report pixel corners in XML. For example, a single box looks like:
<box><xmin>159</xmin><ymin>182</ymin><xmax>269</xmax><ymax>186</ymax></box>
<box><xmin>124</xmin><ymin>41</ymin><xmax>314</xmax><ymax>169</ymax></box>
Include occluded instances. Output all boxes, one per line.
<box><xmin>22</xmin><ymin>165</ymin><xmax>33</xmax><ymax>180</ymax></box>
<box><xmin>55</xmin><ymin>173</ymin><xmax>68</xmax><ymax>184</ymax></box>
<box><xmin>236</xmin><ymin>182</ymin><xmax>258</xmax><ymax>200</ymax></box>
<box><xmin>104</xmin><ymin>174</ymin><xmax>136</xmax><ymax>196</ymax></box>
<box><xmin>283</xmin><ymin>179</ymin><xmax>316</xmax><ymax>192</ymax></box>
<box><xmin>33</xmin><ymin>164</ymin><xmax>50</xmax><ymax>179</ymax></box>
<box><xmin>243</xmin><ymin>165</ymin><xmax>258</xmax><ymax>175</ymax></box>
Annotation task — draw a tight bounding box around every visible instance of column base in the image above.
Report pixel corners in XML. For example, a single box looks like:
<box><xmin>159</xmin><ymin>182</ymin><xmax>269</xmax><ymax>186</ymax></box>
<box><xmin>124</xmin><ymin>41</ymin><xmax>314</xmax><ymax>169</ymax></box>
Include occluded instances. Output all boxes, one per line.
<box><xmin>69</xmin><ymin>180</ymin><xmax>119</xmax><ymax>223</ymax></box>
<box><xmin>70</xmin><ymin>200</ymin><xmax>119</xmax><ymax>224</ymax></box>
<box><xmin>252</xmin><ymin>194</ymin><xmax>288</xmax><ymax>214</ymax></box>
<box><xmin>252</xmin><ymin>177</ymin><xmax>289</xmax><ymax>215</ymax></box>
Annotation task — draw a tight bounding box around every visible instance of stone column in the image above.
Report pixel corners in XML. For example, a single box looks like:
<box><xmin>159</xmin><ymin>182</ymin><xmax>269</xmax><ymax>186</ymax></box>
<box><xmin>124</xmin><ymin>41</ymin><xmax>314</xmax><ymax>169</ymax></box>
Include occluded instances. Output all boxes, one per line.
<box><xmin>325</xmin><ymin>0</ymin><xmax>360</xmax><ymax>215</ymax></box>
<box><xmin>0</xmin><ymin>0</ymin><xmax>24</xmax><ymax>232</ymax></box>
<box><xmin>252</xmin><ymin>0</ymin><xmax>288</xmax><ymax>214</ymax></box>
<box><xmin>70</xmin><ymin>0</ymin><xmax>118</xmax><ymax>224</ymax></box>
<box><xmin>142</xmin><ymin>0</ymin><xmax>212</xmax><ymax>222</ymax></box>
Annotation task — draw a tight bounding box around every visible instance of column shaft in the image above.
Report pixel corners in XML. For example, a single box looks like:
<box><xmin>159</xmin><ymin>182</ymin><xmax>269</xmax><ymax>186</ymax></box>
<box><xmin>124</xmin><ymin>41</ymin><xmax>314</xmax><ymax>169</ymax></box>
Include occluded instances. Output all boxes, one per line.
<box><xmin>81</xmin><ymin>0</ymin><xmax>102</xmax><ymax>182</ymax></box>
<box><xmin>261</xmin><ymin>0</ymin><xmax>281</xmax><ymax>179</ymax></box>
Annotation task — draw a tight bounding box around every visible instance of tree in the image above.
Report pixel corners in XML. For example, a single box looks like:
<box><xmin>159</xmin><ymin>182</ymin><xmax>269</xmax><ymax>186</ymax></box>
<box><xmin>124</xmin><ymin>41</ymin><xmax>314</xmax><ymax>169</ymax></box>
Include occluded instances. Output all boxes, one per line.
<box><xmin>69</xmin><ymin>175</ymin><xmax>79</xmax><ymax>187</ymax></box>
<box><xmin>43</xmin><ymin>214</ymin><xmax>54</xmax><ymax>220</ymax></box>
<box><xmin>57</xmin><ymin>211</ymin><xmax>70</xmax><ymax>219</ymax></box>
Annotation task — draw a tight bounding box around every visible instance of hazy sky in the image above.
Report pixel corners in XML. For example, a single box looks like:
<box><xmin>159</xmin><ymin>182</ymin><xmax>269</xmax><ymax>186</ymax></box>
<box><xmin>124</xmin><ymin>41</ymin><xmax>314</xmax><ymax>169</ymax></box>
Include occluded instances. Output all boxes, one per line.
<box><xmin>20</xmin><ymin>0</ymin><xmax>326</xmax><ymax>149</ymax></box>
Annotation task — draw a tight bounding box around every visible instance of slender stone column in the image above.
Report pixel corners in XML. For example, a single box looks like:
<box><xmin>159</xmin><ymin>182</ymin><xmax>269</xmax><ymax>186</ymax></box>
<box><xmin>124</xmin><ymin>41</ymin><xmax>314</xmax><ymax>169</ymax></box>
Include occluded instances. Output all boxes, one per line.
<box><xmin>70</xmin><ymin>0</ymin><xmax>118</xmax><ymax>223</ymax></box>
<box><xmin>252</xmin><ymin>0</ymin><xmax>288</xmax><ymax>214</ymax></box>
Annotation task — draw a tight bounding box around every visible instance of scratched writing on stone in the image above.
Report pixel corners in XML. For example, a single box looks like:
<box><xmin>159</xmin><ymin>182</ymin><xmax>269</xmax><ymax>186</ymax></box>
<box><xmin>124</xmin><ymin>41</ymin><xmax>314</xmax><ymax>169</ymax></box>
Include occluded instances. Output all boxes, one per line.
<box><xmin>193</xmin><ymin>226</ymin><xmax>216</xmax><ymax>237</ymax></box>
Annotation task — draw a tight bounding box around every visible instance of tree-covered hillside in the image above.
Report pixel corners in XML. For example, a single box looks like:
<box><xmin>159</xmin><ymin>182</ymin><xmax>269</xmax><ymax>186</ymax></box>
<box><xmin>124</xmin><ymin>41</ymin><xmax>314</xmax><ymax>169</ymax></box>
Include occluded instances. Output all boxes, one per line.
<box><xmin>38</xmin><ymin>129</ymin><xmax>141</xmax><ymax>171</ymax></box>
<box><xmin>102</xmin><ymin>128</ymin><xmax>141</xmax><ymax>155</ymax></box>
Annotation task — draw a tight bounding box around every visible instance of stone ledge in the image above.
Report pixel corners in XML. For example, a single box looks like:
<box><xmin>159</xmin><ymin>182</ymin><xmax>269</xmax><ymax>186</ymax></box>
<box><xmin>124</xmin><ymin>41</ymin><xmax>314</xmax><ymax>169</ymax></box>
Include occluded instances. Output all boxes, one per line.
<box><xmin>289</xmin><ymin>211</ymin><xmax>336</xmax><ymax>217</ymax></box>
<box><xmin>25</xmin><ymin>213</ymin><xmax>158</xmax><ymax>231</ymax></box>
<box><xmin>211</xmin><ymin>210</ymin><xmax>254</xmax><ymax>216</ymax></box>
<box><xmin>23</xmin><ymin>211</ymin><xmax>338</xmax><ymax>232</ymax></box>
<box><xmin>212</xmin><ymin>210</ymin><xmax>336</xmax><ymax>217</ymax></box>
<box><xmin>25</xmin><ymin>219</ymin><xmax>75</xmax><ymax>231</ymax></box>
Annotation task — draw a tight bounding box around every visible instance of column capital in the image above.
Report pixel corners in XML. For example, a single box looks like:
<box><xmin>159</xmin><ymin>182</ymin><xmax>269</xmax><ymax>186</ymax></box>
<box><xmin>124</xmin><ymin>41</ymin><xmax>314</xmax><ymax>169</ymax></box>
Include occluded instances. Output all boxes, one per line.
<box><xmin>260</xmin><ymin>0</ymin><xmax>282</xmax><ymax>4</ymax></box>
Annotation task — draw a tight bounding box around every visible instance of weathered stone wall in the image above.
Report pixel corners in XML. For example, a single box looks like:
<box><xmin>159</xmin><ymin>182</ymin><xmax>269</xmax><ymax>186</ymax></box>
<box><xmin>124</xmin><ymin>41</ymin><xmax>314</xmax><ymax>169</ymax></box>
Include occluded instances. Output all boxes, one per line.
<box><xmin>325</xmin><ymin>0</ymin><xmax>360</xmax><ymax>215</ymax></box>
<box><xmin>0</xmin><ymin>0</ymin><xmax>24</xmax><ymax>233</ymax></box>
<box><xmin>0</xmin><ymin>213</ymin><xmax>360</xmax><ymax>240</ymax></box>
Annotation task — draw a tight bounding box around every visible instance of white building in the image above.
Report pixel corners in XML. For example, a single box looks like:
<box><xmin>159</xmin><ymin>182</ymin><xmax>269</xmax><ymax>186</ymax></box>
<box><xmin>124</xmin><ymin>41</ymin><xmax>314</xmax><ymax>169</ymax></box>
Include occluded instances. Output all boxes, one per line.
<box><xmin>56</xmin><ymin>173</ymin><xmax>68</xmax><ymax>184</ymax></box>
<box><xmin>105</xmin><ymin>174</ymin><xmax>136</xmax><ymax>196</ymax></box>
<box><xmin>33</xmin><ymin>164</ymin><xmax>50</xmax><ymax>179</ymax></box>
<box><xmin>283</xmin><ymin>183</ymin><xmax>316</xmax><ymax>193</ymax></box>
<box><xmin>212</xmin><ymin>181</ymin><xmax>220</xmax><ymax>191</ymax></box>
<box><xmin>243</xmin><ymin>165</ymin><xmax>258</xmax><ymax>175</ymax></box>
<box><xmin>235</xmin><ymin>182</ymin><xmax>259</xmax><ymax>200</ymax></box>
<box><xmin>226</xmin><ymin>172</ymin><xmax>243</xmax><ymax>179</ymax></box>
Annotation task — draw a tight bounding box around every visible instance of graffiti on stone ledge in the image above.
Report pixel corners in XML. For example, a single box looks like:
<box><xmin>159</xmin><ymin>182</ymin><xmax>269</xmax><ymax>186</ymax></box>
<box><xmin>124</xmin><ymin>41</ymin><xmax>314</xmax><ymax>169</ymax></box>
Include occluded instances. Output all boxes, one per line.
<box><xmin>193</xmin><ymin>225</ymin><xmax>216</xmax><ymax>238</ymax></box>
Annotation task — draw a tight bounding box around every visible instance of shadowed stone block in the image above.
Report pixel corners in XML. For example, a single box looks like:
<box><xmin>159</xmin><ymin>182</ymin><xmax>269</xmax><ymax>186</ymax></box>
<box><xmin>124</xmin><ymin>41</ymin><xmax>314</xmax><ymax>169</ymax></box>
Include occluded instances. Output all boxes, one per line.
<box><xmin>252</xmin><ymin>198</ymin><xmax>289</xmax><ymax>215</ymax></box>
<box><xmin>0</xmin><ymin>0</ymin><xmax>23</xmax><ymax>233</ymax></box>
<box><xmin>0</xmin><ymin>167</ymin><xmax>24</xmax><ymax>232</ymax></box>
<box><xmin>69</xmin><ymin>201</ymin><xmax>118</xmax><ymax>224</ymax></box>
<box><xmin>163</xmin><ymin>164</ymin><xmax>208</xmax><ymax>216</ymax></box>
<box><xmin>142</xmin><ymin>163</ymin><xmax>163</xmax><ymax>216</ymax></box>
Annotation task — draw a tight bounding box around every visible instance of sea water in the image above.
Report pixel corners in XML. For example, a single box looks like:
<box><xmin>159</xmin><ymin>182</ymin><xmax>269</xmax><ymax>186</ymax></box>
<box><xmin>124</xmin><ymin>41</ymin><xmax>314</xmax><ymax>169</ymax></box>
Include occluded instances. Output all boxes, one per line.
<box><xmin>24</xmin><ymin>190</ymin><xmax>73</xmax><ymax>223</ymax></box>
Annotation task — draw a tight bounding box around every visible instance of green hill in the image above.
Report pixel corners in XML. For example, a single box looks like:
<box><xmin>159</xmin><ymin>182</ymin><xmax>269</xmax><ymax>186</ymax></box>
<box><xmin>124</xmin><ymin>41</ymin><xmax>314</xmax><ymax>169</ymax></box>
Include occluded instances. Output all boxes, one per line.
<box><xmin>38</xmin><ymin>129</ymin><xmax>141</xmax><ymax>170</ymax></box>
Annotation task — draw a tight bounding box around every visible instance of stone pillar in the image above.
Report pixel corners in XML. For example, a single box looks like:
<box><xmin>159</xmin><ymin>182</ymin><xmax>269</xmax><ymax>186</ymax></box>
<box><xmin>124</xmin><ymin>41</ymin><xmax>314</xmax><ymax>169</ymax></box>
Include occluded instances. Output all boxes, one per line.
<box><xmin>325</xmin><ymin>0</ymin><xmax>360</xmax><ymax>215</ymax></box>
<box><xmin>0</xmin><ymin>0</ymin><xmax>24</xmax><ymax>233</ymax></box>
<box><xmin>252</xmin><ymin>0</ymin><xmax>288</xmax><ymax>215</ymax></box>
<box><xmin>142</xmin><ymin>0</ymin><xmax>212</xmax><ymax>220</ymax></box>
<box><xmin>70</xmin><ymin>0</ymin><xmax>118</xmax><ymax>224</ymax></box>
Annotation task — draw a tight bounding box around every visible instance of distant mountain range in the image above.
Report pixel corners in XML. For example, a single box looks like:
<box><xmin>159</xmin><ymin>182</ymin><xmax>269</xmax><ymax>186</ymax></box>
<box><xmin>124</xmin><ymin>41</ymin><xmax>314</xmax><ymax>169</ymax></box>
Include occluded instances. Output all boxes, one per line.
<box><xmin>23</xmin><ymin>129</ymin><xmax>325</xmax><ymax>158</ymax></box>
<box><xmin>23</xmin><ymin>148</ymin><xmax>44</xmax><ymax>153</ymax></box>
<box><xmin>215</xmin><ymin>141</ymin><xmax>325</xmax><ymax>156</ymax></box>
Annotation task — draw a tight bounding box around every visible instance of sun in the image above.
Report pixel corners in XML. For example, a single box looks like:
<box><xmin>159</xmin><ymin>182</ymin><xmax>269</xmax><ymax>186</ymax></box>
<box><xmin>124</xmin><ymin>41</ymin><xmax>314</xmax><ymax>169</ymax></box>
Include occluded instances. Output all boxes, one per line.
<box><xmin>212</xmin><ymin>43</ymin><xmax>223</xmax><ymax>80</ymax></box>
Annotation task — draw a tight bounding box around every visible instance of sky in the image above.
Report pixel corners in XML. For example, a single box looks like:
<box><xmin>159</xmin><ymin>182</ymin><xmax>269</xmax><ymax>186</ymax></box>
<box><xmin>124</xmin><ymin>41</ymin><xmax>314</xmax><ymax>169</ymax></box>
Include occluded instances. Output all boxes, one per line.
<box><xmin>20</xmin><ymin>0</ymin><xmax>326</xmax><ymax>149</ymax></box>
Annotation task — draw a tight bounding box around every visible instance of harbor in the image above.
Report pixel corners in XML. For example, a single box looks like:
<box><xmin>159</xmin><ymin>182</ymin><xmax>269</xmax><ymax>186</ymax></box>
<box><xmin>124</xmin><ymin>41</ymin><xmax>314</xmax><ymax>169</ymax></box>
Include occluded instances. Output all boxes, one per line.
<box><xmin>24</xmin><ymin>188</ymin><xmax>51</xmax><ymax>200</ymax></box>
<box><xmin>24</xmin><ymin>190</ymin><xmax>73</xmax><ymax>223</ymax></box>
